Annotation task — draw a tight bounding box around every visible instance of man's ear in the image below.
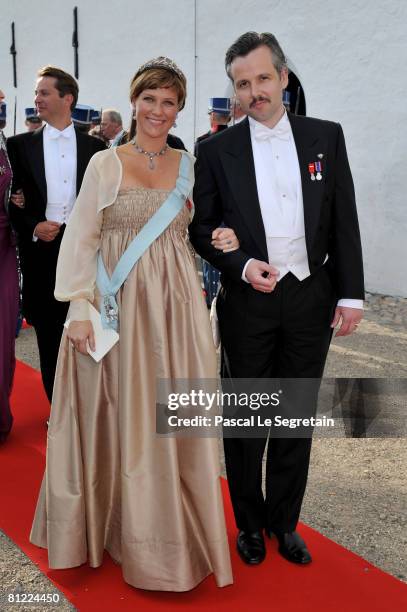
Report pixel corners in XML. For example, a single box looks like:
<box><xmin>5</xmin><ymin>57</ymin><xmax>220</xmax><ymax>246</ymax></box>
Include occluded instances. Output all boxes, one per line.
<box><xmin>280</xmin><ymin>67</ymin><xmax>289</xmax><ymax>89</ymax></box>
<box><xmin>65</xmin><ymin>93</ymin><xmax>74</xmax><ymax>111</ymax></box>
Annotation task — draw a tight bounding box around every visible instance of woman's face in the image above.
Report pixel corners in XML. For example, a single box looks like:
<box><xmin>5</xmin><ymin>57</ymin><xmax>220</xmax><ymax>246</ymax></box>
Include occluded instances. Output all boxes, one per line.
<box><xmin>133</xmin><ymin>86</ymin><xmax>179</xmax><ymax>139</ymax></box>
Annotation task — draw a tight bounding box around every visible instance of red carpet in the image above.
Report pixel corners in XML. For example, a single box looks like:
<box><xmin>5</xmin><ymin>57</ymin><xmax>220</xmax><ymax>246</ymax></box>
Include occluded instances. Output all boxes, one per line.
<box><xmin>1</xmin><ymin>360</ymin><xmax>406</xmax><ymax>611</ymax></box>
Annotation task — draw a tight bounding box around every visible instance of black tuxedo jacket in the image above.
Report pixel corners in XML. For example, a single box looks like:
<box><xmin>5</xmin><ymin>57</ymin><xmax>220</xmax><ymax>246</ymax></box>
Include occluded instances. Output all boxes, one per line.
<box><xmin>189</xmin><ymin>113</ymin><xmax>364</xmax><ymax>300</ymax></box>
<box><xmin>7</xmin><ymin>126</ymin><xmax>106</xmax><ymax>242</ymax></box>
<box><xmin>6</xmin><ymin>126</ymin><xmax>106</xmax><ymax>320</ymax></box>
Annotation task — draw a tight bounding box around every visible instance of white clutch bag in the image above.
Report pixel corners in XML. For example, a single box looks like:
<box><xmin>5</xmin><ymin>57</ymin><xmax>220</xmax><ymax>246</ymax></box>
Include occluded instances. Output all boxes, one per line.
<box><xmin>64</xmin><ymin>302</ymin><xmax>119</xmax><ymax>362</ymax></box>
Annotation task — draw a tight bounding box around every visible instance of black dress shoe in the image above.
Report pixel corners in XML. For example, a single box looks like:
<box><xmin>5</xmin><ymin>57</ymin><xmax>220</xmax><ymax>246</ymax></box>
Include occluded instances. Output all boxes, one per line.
<box><xmin>237</xmin><ymin>530</ymin><xmax>266</xmax><ymax>565</ymax></box>
<box><xmin>266</xmin><ymin>530</ymin><xmax>312</xmax><ymax>564</ymax></box>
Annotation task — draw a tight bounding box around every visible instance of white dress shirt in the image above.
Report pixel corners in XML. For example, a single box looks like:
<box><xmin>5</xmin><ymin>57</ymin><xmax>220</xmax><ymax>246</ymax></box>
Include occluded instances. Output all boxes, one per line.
<box><xmin>242</xmin><ymin>111</ymin><xmax>362</xmax><ymax>309</ymax></box>
<box><xmin>43</xmin><ymin>122</ymin><xmax>77</xmax><ymax>225</ymax></box>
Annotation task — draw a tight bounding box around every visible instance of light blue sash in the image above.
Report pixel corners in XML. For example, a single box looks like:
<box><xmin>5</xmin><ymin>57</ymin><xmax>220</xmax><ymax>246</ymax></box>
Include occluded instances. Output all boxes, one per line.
<box><xmin>97</xmin><ymin>151</ymin><xmax>192</xmax><ymax>331</ymax></box>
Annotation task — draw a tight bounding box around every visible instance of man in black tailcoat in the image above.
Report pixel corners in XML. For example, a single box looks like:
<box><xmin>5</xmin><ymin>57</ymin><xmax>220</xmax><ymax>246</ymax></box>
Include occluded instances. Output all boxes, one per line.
<box><xmin>189</xmin><ymin>32</ymin><xmax>364</xmax><ymax>567</ymax></box>
<box><xmin>7</xmin><ymin>66</ymin><xmax>106</xmax><ymax>404</ymax></box>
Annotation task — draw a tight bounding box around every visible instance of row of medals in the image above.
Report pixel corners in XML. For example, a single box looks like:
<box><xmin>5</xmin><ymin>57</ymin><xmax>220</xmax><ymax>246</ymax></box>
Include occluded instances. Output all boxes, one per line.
<box><xmin>309</xmin><ymin>160</ymin><xmax>323</xmax><ymax>181</ymax></box>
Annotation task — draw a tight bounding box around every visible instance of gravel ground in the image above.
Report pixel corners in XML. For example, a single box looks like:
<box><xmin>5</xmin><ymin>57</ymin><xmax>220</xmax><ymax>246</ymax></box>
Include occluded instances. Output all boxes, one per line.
<box><xmin>0</xmin><ymin>532</ymin><xmax>74</xmax><ymax>612</ymax></box>
<box><xmin>294</xmin><ymin>293</ymin><xmax>406</xmax><ymax>581</ymax></box>
<box><xmin>1</xmin><ymin>291</ymin><xmax>406</xmax><ymax>610</ymax></box>
<box><xmin>302</xmin><ymin>438</ymin><xmax>406</xmax><ymax>582</ymax></box>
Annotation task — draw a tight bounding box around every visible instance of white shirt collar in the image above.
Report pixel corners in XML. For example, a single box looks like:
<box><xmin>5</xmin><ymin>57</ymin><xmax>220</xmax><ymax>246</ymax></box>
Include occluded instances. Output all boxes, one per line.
<box><xmin>45</xmin><ymin>122</ymin><xmax>75</xmax><ymax>140</ymax></box>
<box><xmin>249</xmin><ymin>109</ymin><xmax>291</xmax><ymax>142</ymax></box>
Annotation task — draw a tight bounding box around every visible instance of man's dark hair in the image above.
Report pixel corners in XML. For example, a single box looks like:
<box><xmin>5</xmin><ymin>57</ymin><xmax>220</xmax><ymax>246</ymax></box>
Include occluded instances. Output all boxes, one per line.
<box><xmin>225</xmin><ymin>31</ymin><xmax>287</xmax><ymax>80</ymax></box>
<box><xmin>37</xmin><ymin>65</ymin><xmax>79</xmax><ymax>111</ymax></box>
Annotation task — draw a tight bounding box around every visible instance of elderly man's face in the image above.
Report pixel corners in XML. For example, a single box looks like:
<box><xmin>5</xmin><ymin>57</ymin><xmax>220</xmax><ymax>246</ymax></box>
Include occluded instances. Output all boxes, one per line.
<box><xmin>100</xmin><ymin>112</ymin><xmax>121</xmax><ymax>140</ymax></box>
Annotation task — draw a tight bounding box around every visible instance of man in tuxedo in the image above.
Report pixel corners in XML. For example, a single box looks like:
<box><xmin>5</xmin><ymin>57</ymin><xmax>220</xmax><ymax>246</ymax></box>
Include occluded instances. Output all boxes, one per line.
<box><xmin>189</xmin><ymin>32</ymin><xmax>364</xmax><ymax>567</ymax></box>
<box><xmin>7</xmin><ymin>66</ymin><xmax>106</xmax><ymax>404</ymax></box>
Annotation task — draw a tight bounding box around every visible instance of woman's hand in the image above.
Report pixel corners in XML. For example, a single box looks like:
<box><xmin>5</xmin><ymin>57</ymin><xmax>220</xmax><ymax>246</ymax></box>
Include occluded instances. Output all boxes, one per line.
<box><xmin>211</xmin><ymin>227</ymin><xmax>240</xmax><ymax>252</ymax></box>
<box><xmin>67</xmin><ymin>320</ymin><xmax>95</xmax><ymax>355</ymax></box>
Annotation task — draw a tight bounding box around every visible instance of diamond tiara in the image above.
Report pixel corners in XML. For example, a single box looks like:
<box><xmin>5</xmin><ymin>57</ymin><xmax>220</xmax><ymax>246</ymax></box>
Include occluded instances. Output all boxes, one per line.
<box><xmin>135</xmin><ymin>56</ymin><xmax>186</xmax><ymax>82</ymax></box>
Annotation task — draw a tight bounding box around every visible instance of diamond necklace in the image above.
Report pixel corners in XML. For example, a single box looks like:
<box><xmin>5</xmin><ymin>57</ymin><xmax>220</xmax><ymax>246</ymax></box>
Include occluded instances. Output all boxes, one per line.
<box><xmin>131</xmin><ymin>138</ymin><xmax>169</xmax><ymax>170</ymax></box>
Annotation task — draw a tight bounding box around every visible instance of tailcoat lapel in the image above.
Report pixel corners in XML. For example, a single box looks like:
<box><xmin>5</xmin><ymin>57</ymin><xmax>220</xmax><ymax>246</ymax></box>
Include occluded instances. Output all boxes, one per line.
<box><xmin>25</xmin><ymin>126</ymin><xmax>47</xmax><ymax>204</ymax></box>
<box><xmin>219</xmin><ymin>118</ymin><xmax>268</xmax><ymax>262</ymax></box>
<box><xmin>287</xmin><ymin>112</ymin><xmax>327</xmax><ymax>253</ymax></box>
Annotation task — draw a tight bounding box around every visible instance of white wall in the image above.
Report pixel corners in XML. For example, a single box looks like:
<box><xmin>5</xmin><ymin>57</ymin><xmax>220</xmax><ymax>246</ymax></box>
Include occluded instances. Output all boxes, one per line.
<box><xmin>0</xmin><ymin>0</ymin><xmax>196</xmax><ymax>143</ymax></box>
<box><xmin>1</xmin><ymin>0</ymin><xmax>406</xmax><ymax>296</ymax></box>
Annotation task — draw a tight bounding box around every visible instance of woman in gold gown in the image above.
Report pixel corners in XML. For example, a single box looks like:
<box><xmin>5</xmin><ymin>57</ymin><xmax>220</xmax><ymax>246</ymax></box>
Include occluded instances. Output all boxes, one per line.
<box><xmin>30</xmin><ymin>57</ymin><xmax>235</xmax><ymax>592</ymax></box>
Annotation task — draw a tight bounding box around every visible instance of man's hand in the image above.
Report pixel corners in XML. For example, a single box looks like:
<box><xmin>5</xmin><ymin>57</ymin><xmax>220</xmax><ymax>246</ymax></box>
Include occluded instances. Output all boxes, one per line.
<box><xmin>245</xmin><ymin>259</ymin><xmax>279</xmax><ymax>293</ymax></box>
<box><xmin>67</xmin><ymin>320</ymin><xmax>96</xmax><ymax>355</ymax></box>
<box><xmin>34</xmin><ymin>221</ymin><xmax>61</xmax><ymax>242</ymax></box>
<box><xmin>211</xmin><ymin>227</ymin><xmax>240</xmax><ymax>252</ymax></box>
<box><xmin>10</xmin><ymin>189</ymin><xmax>25</xmax><ymax>208</ymax></box>
<box><xmin>331</xmin><ymin>306</ymin><xmax>363</xmax><ymax>337</ymax></box>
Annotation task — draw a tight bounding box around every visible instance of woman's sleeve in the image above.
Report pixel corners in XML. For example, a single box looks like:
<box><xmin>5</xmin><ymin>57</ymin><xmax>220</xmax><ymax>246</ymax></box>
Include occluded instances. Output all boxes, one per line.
<box><xmin>55</xmin><ymin>155</ymin><xmax>103</xmax><ymax>321</ymax></box>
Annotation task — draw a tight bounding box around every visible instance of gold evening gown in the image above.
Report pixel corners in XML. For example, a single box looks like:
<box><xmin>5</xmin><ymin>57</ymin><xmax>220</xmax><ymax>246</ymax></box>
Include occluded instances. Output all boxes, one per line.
<box><xmin>30</xmin><ymin>179</ymin><xmax>233</xmax><ymax>591</ymax></box>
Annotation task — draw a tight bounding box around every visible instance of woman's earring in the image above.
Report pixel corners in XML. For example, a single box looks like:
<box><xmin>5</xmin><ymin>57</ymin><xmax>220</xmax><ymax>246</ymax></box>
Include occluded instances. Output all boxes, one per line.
<box><xmin>173</xmin><ymin>113</ymin><xmax>178</xmax><ymax>128</ymax></box>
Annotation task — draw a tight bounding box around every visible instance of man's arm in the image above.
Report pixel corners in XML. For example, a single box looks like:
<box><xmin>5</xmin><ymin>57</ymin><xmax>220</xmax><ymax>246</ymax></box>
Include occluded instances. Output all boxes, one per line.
<box><xmin>331</xmin><ymin>123</ymin><xmax>364</xmax><ymax>300</ymax></box>
<box><xmin>189</xmin><ymin>142</ymin><xmax>250</xmax><ymax>283</ymax></box>
<box><xmin>330</xmin><ymin>123</ymin><xmax>365</xmax><ymax>336</ymax></box>
<box><xmin>6</xmin><ymin>136</ymin><xmax>42</xmax><ymax>241</ymax></box>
